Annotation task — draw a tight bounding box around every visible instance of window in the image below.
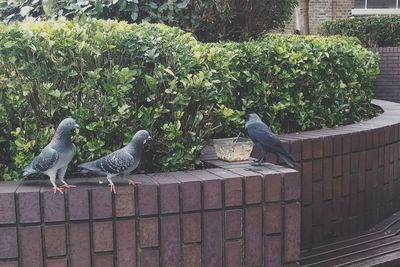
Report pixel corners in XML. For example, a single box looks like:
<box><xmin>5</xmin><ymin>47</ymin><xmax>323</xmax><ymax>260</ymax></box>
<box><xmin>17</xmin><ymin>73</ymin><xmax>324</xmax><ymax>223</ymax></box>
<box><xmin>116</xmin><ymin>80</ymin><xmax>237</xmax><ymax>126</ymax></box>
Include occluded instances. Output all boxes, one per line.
<box><xmin>352</xmin><ymin>0</ymin><xmax>400</xmax><ymax>15</ymax></box>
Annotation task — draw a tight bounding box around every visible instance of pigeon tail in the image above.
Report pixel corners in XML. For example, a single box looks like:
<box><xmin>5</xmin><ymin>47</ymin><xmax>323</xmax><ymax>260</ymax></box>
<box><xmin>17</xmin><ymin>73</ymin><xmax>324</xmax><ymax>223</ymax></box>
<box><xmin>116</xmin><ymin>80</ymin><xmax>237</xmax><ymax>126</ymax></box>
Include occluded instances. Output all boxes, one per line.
<box><xmin>21</xmin><ymin>165</ymin><xmax>36</xmax><ymax>177</ymax></box>
<box><xmin>78</xmin><ymin>161</ymin><xmax>99</xmax><ymax>173</ymax></box>
<box><xmin>278</xmin><ymin>152</ymin><xmax>296</xmax><ymax>168</ymax></box>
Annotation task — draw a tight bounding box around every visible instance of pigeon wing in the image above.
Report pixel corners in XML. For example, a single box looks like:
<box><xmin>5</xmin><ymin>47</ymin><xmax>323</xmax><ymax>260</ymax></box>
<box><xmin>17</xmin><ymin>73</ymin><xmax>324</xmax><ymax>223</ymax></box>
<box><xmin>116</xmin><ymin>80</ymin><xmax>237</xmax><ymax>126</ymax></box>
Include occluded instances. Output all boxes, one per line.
<box><xmin>95</xmin><ymin>149</ymin><xmax>135</xmax><ymax>174</ymax></box>
<box><xmin>31</xmin><ymin>146</ymin><xmax>59</xmax><ymax>172</ymax></box>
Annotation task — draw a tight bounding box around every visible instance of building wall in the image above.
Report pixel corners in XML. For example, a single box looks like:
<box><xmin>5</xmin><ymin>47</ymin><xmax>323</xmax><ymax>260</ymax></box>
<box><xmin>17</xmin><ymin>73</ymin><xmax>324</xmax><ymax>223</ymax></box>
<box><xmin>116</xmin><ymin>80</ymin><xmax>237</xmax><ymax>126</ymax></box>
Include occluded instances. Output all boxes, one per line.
<box><xmin>284</xmin><ymin>0</ymin><xmax>355</xmax><ymax>34</ymax></box>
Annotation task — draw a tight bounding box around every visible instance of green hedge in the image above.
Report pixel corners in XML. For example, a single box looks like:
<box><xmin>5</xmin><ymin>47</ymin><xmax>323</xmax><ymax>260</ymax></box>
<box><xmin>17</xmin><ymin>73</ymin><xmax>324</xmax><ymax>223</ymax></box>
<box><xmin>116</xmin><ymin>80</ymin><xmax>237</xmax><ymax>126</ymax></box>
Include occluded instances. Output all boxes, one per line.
<box><xmin>319</xmin><ymin>16</ymin><xmax>400</xmax><ymax>47</ymax></box>
<box><xmin>0</xmin><ymin>19</ymin><xmax>379</xmax><ymax>180</ymax></box>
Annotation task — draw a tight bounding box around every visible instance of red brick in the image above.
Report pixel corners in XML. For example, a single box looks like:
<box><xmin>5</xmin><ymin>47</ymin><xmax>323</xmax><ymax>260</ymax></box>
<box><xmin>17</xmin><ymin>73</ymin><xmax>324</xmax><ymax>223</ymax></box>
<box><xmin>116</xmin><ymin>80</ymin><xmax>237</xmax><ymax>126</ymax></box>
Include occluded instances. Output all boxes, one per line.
<box><xmin>289</xmin><ymin>140</ymin><xmax>302</xmax><ymax>161</ymax></box>
<box><xmin>17</xmin><ymin>186</ymin><xmax>40</xmax><ymax>223</ymax></box>
<box><xmin>41</xmin><ymin>188</ymin><xmax>65</xmax><ymax>222</ymax></box>
<box><xmin>116</xmin><ymin>219</ymin><xmax>136</xmax><ymax>267</ymax></box>
<box><xmin>265</xmin><ymin>235</ymin><xmax>282</xmax><ymax>267</ymax></box>
<box><xmin>183</xmin><ymin>213</ymin><xmax>201</xmax><ymax>243</ymax></box>
<box><xmin>140</xmin><ymin>217</ymin><xmax>159</xmax><ymax>248</ymax></box>
<box><xmin>245</xmin><ymin>207</ymin><xmax>262</xmax><ymax>266</ymax></box>
<box><xmin>302</xmin><ymin>161</ymin><xmax>312</xmax><ymax>205</ymax></box>
<box><xmin>138</xmin><ymin>183</ymin><xmax>158</xmax><ymax>215</ymax></box>
<box><xmin>323</xmin><ymin>158</ymin><xmax>333</xmax><ymax>200</ymax></box>
<box><xmin>20</xmin><ymin>226</ymin><xmax>42</xmax><ymax>267</ymax></box>
<box><xmin>351</xmin><ymin>133</ymin><xmax>360</xmax><ymax>152</ymax></box>
<box><xmin>204</xmin><ymin>211</ymin><xmax>223</xmax><ymax>267</ymax></box>
<box><xmin>92</xmin><ymin>186</ymin><xmax>112</xmax><ymax>219</ymax></box>
<box><xmin>284</xmin><ymin>202</ymin><xmax>301</xmax><ymax>263</ymax></box>
<box><xmin>69</xmin><ymin>223</ymin><xmax>91</xmax><ymax>267</ymax></box>
<box><xmin>324</xmin><ymin>136</ymin><xmax>333</xmax><ymax>156</ymax></box>
<box><xmin>0</xmin><ymin>193</ymin><xmax>16</xmax><ymax>224</ymax></box>
<box><xmin>333</xmin><ymin>135</ymin><xmax>342</xmax><ymax>155</ymax></box>
<box><xmin>183</xmin><ymin>245</ymin><xmax>201</xmax><ymax>267</ymax></box>
<box><xmin>351</xmin><ymin>152</ymin><xmax>359</xmax><ymax>173</ymax></box>
<box><xmin>93</xmin><ymin>221</ymin><xmax>113</xmax><ymax>252</ymax></box>
<box><xmin>67</xmin><ymin>188</ymin><xmax>89</xmax><ymax>220</ymax></box>
<box><xmin>301</xmin><ymin>206</ymin><xmax>312</xmax><ymax>246</ymax></box>
<box><xmin>313</xmin><ymin>138</ymin><xmax>324</xmax><ymax>158</ymax></box>
<box><xmin>189</xmin><ymin>170</ymin><xmax>222</xmax><ymax>209</ymax></box>
<box><xmin>323</xmin><ymin>200</ymin><xmax>333</xmax><ymax>237</ymax></box>
<box><xmin>140</xmin><ymin>249</ymin><xmax>159</xmax><ymax>267</ymax></box>
<box><xmin>313</xmin><ymin>159</ymin><xmax>323</xmax><ymax>181</ymax></box>
<box><xmin>265</xmin><ymin>174</ymin><xmax>282</xmax><ymax>202</ymax></box>
<box><xmin>284</xmin><ymin>171</ymin><xmax>300</xmax><ymax>201</ymax></box>
<box><xmin>181</xmin><ymin>181</ymin><xmax>201</xmax><ymax>211</ymax></box>
<box><xmin>0</xmin><ymin>228</ymin><xmax>17</xmax><ymax>259</ymax></box>
<box><xmin>94</xmin><ymin>255</ymin><xmax>113</xmax><ymax>267</ymax></box>
<box><xmin>224</xmin><ymin>178</ymin><xmax>243</xmax><ymax>207</ymax></box>
<box><xmin>161</xmin><ymin>215</ymin><xmax>181</xmax><ymax>267</ymax></box>
<box><xmin>264</xmin><ymin>203</ymin><xmax>282</xmax><ymax>234</ymax></box>
<box><xmin>158</xmin><ymin>182</ymin><xmax>180</xmax><ymax>214</ymax></box>
<box><xmin>115</xmin><ymin>186</ymin><xmax>135</xmax><ymax>217</ymax></box>
<box><xmin>333</xmin><ymin>155</ymin><xmax>342</xmax><ymax>177</ymax></box>
<box><xmin>45</xmin><ymin>225</ymin><xmax>66</xmax><ymax>257</ymax></box>
<box><xmin>47</xmin><ymin>259</ymin><xmax>67</xmax><ymax>267</ymax></box>
<box><xmin>225</xmin><ymin>209</ymin><xmax>242</xmax><ymax>239</ymax></box>
<box><xmin>225</xmin><ymin>240</ymin><xmax>242</xmax><ymax>267</ymax></box>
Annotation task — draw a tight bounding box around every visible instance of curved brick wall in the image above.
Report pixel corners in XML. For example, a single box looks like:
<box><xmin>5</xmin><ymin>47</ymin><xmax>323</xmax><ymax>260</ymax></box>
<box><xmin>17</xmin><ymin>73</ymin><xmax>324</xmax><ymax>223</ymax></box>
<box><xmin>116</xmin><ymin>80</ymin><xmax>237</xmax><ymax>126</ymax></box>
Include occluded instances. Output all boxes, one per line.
<box><xmin>266</xmin><ymin>99</ymin><xmax>400</xmax><ymax>249</ymax></box>
<box><xmin>0</xmin><ymin>164</ymin><xmax>300</xmax><ymax>267</ymax></box>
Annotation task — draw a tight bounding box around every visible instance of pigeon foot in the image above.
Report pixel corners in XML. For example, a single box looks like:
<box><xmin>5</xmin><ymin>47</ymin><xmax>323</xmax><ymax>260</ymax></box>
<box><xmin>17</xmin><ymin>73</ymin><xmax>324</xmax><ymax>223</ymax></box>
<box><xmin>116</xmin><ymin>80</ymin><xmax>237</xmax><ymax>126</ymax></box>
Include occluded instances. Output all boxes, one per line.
<box><xmin>108</xmin><ymin>184</ymin><xmax>117</xmax><ymax>194</ymax></box>
<box><xmin>52</xmin><ymin>186</ymin><xmax>64</xmax><ymax>194</ymax></box>
<box><xmin>128</xmin><ymin>180</ymin><xmax>141</xmax><ymax>187</ymax></box>
<box><xmin>61</xmin><ymin>183</ymin><xmax>76</xmax><ymax>189</ymax></box>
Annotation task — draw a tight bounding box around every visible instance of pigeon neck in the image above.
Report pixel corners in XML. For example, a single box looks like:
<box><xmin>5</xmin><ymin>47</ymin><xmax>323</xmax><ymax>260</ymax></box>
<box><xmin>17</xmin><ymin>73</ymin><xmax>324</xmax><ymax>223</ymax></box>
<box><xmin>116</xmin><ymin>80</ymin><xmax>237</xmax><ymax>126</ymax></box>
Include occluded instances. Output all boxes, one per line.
<box><xmin>51</xmin><ymin>128</ymin><xmax>72</xmax><ymax>144</ymax></box>
<box><xmin>126</xmin><ymin>140</ymin><xmax>144</xmax><ymax>154</ymax></box>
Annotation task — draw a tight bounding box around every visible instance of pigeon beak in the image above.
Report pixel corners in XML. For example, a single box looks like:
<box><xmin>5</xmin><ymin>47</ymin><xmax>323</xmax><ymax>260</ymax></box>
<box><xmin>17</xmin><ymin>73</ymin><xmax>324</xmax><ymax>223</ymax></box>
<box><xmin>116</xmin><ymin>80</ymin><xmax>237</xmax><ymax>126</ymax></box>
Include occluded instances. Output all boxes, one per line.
<box><xmin>75</xmin><ymin>124</ymin><xmax>80</xmax><ymax>128</ymax></box>
<box><xmin>148</xmin><ymin>136</ymin><xmax>152</xmax><ymax>140</ymax></box>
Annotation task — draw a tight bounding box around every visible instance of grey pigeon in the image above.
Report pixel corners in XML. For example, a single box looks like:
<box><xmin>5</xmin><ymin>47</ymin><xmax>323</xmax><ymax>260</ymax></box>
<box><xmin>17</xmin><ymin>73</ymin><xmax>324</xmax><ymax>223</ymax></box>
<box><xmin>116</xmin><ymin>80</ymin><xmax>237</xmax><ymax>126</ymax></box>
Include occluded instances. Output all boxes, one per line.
<box><xmin>78</xmin><ymin>130</ymin><xmax>151</xmax><ymax>194</ymax></box>
<box><xmin>22</xmin><ymin>118</ymin><xmax>79</xmax><ymax>194</ymax></box>
<box><xmin>245</xmin><ymin>113</ymin><xmax>296</xmax><ymax>168</ymax></box>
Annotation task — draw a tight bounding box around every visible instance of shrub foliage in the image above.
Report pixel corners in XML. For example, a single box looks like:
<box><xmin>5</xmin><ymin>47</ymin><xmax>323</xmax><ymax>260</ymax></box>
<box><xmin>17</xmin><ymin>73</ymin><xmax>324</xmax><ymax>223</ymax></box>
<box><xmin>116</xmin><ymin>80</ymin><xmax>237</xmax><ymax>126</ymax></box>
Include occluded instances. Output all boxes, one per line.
<box><xmin>0</xmin><ymin>0</ymin><xmax>297</xmax><ymax>41</ymax></box>
<box><xmin>319</xmin><ymin>16</ymin><xmax>400</xmax><ymax>47</ymax></box>
<box><xmin>0</xmin><ymin>19</ymin><xmax>379</xmax><ymax>180</ymax></box>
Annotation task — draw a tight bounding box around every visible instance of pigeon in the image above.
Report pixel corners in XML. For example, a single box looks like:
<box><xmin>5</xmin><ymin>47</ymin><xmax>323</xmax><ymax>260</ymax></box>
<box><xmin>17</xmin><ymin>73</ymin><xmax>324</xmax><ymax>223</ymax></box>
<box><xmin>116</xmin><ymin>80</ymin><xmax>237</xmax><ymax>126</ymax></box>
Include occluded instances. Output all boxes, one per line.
<box><xmin>245</xmin><ymin>113</ymin><xmax>296</xmax><ymax>168</ymax></box>
<box><xmin>78</xmin><ymin>130</ymin><xmax>151</xmax><ymax>194</ymax></box>
<box><xmin>22</xmin><ymin>118</ymin><xmax>79</xmax><ymax>194</ymax></box>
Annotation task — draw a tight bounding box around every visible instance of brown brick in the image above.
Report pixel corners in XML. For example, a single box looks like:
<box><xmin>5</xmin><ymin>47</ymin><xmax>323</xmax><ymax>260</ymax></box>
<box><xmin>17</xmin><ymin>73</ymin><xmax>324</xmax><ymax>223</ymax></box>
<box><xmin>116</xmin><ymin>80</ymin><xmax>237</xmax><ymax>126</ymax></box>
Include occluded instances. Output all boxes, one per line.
<box><xmin>245</xmin><ymin>207</ymin><xmax>262</xmax><ymax>266</ymax></box>
<box><xmin>302</xmin><ymin>161</ymin><xmax>312</xmax><ymax>205</ymax></box>
<box><xmin>116</xmin><ymin>219</ymin><xmax>136</xmax><ymax>267</ymax></box>
<box><xmin>189</xmin><ymin>170</ymin><xmax>222</xmax><ymax>209</ymax></box>
<box><xmin>333</xmin><ymin>135</ymin><xmax>342</xmax><ymax>155</ymax></box>
<box><xmin>94</xmin><ymin>255</ymin><xmax>113</xmax><ymax>267</ymax></box>
<box><xmin>69</xmin><ymin>223</ymin><xmax>91</xmax><ymax>267</ymax></box>
<box><xmin>45</xmin><ymin>225</ymin><xmax>66</xmax><ymax>257</ymax></box>
<box><xmin>313</xmin><ymin>158</ymin><xmax>323</xmax><ymax>182</ymax></box>
<box><xmin>181</xmin><ymin>181</ymin><xmax>201</xmax><ymax>211</ymax></box>
<box><xmin>313</xmin><ymin>138</ymin><xmax>324</xmax><ymax>158</ymax></box>
<box><xmin>265</xmin><ymin>174</ymin><xmax>282</xmax><ymax>202</ymax></box>
<box><xmin>138</xmin><ymin>183</ymin><xmax>158</xmax><ymax>215</ymax></box>
<box><xmin>93</xmin><ymin>221</ymin><xmax>113</xmax><ymax>252</ymax></box>
<box><xmin>264</xmin><ymin>203</ymin><xmax>282</xmax><ymax>234</ymax></box>
<box><xmin>351</xmin><ymin>152</ymin><xmax>359</xmax><ymax>173</ymax></box>
<box><xmin>183</xmin><ymin>244</ymin><xmax>201</xmax><ymax>267</ymax></box>
<box><xmin>20</xmin><ymin>226</ymin><xmax>42</xmax><ymax>267</ymax></box>
<box><xmin>313</xmin><ymin>182</ymin><xmax>323</xmax><ymax>225</ymax></box>
<box><xmin>161</xmin><ymin>215</ymin><xmax>181</xmax><ymax>267</ymax></box>
<box><xmin>67</xmin><ymin>188</ymin><xmax>89</xmax><ymax>220</ymax></box>
<box><xmin>140</xmin><ymin>249</ymin><xmax>159</xmax><ymax>267</ymax></box>
<box><xmin>140</xmin><ymin>217</ymin><xmax>159</xmax><ymax>248</ymax></box>
<box><xmin>301</xmin><ymin>206</ymin><xmax>312</xmax><ymax>246</ymax></box>
<box><xmin>284</xmin><ymin>171</ymin><xmax>300</xmax><ymax>201</ymax></box>
<box><xmin>225</xmin><ymin>240</ymin><xmax>242</xmax><ymax>267</ymax></box>
<box><xmin>224</xmin><ymin>177</ymin><xmax>243</xmax><ymax>207</ymax></box>
<box><xmin>333</xmin><ymin>155</ymin><xmax>342</xmax><ymax>177</ymax></box>
<box><xmin>244</xmin><ymin>175</ymin><xmax>262</xmax><ymax>204</ymax></box>
<box><xmin>351</xmin><ymin>133</ymin><xmax>360</xmax><ymax>152</ymax></box>
<box><xmin>302</xmin><ymin>139</ymin><xmax>313</xmax><ymax>159</ymax></box>
<box><xmin>0</xmin><ymin>188</ymin><xmax>16</xmax><ymax>224</ymax></box>
<box><xmin>204</xmin><ymin>211</ymin><xmax>223</xmax><ymax>267</ymax></box>
<box><xmin>225</xmin><ymin>209</ymin><xmax>243</xmax><ymax>239</ymax></box>
<box><xmin>324</xmin><ymin>136</ymin><xmax>333</xmax><ymax>156</ymax></box>
<box><xmin>0</xmin><ymin>228</ymin><xmax>17</xmax><ymax>259</ymax></box>
<box><xmin>92</xmin><ymin>186</ymin><xmax>112</xmax><ymax>219</ymax></box>
<box><xmin>47</xmin><ymin>259</ymin><xmax>67</xmax><ymax>267</ymax></box>
<box><xmin>17</xmin><ymin>185</ymin><xmax>41</xmax><ymax>223</ymax></box>
<box><xmin>289</xmin><ymin>140</ymin><xmax>302</xmax><ymax>161</ymax></box>
<box><xmin>284</xmin><ymin>202</ymin><xmax>300</xmax><ymax>263</ymax></box>
<box><xmin>343</xmin><ymin>134</ymin><xmax>351</xmax><ymax>154</ymax></box>
<box><xmin>265</xmin><ymin>235</ymin><xmax>282</xmax><ymax>267</ymax></box>
<box><xmin>158</xmin><ymin>182</ymin><xmax>180</xmax><ymax>214</ymax></box>
<box><xmin>115</xmin><ymin>186</ymin><xmax>135</xmax><ymax>217</ymax></box>
<box><xmin>323</xmin><ymin>158</ymin><xmax>333</xmax><ymax>200</ymax></box>
<box><xmin>183</xmin><ymin>213</ymin><xmax>201</xmax><ymax>243</ymax></box>
<box><xmin>41</xmin><ymin>188</ymin><xmax>65</xmax><ymax>222</ymax></box>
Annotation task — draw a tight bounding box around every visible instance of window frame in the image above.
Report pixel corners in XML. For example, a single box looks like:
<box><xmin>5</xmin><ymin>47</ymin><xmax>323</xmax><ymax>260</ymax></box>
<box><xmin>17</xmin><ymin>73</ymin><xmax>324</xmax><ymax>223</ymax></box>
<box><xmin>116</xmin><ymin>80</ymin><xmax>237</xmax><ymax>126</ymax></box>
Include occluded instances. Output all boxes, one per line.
<box><xmin>352</xmin><ymin>0</ymin><xmax>400</xmax><ymax>15</ymax></box>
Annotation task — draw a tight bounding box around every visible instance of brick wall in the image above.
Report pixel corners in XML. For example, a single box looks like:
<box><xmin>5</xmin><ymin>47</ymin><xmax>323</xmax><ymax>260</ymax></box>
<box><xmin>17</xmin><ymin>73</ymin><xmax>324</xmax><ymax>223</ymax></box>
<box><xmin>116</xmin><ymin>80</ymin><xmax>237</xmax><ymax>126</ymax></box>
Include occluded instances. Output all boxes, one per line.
<box><xmin>284</xmin><ymin>0</ymin><xmax>354</xmax><ymax>34</ymax></box>
<box><xmin>257</xmin><ymin>99</ymin><xmax>400</xmax><ymax>249</ymax></box>
<box><xmin>371</xmin><ymin>47</ymin><xmax>400</xmax><ymax>103</ymax></box>
<box><xmin>0</xmin><ymin>164</ymin><xmax>300</xmax><ymax>267</ymax></box>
